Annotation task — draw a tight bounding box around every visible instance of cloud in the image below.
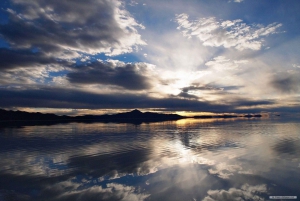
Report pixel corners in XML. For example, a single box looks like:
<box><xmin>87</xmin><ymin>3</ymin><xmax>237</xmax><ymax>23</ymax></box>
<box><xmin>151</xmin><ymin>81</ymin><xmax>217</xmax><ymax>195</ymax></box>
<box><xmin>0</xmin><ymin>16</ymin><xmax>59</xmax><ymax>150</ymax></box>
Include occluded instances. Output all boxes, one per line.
<box><xmin>181</xmin><ymin>85</ymin><xmax>222</xmax><ymax>93</ymax></box>
<box><xmin>229</xmin><ymin>0</ymin><xmax>244</xmax><ymax>3</ymax></box>
<box><xmin>176</xmin><ymin>14</ymin><xmax>282</xmax><ymax>51</ymax></box>
<box><xmin>202</xmin><ymin>184</ymin><xmax>267</xmax><ymax>201</ymax></box>
<box><xmin>0</xmin><ymin>0</ymin><xmax>145</xmax><ymax>57</ymax></box>
<box><xmin>270</xmin><ymin>72</ymin><xmax>300</xmax><ymax>94</ymax></box>
<box><xmin>67</xmin><ymin>60</ymin><xmax>154</xmax><ymax>90</ymax></box>
<box><xmin>0</xmin><ymin>86</ymin><xmax>278</xmax><ymax>113</ymax></box>
<box><xmin>0</xmin><ymin>48</ymin><xmax>73</xmax><ymax>85</ymax></box>
<box><xmin>181</xmin><ymin>84</ymin><xmax>242</xmax><ymax>93</ymax></box>
<box><xmin>0</xmin><ymin>48</ymin><xmax>70</xmax><ymax>70</ymax></box>
<box><xmin>0</xmin><ymin>87</ymin><xmax>225</xmax><ymax>110</ymax></box>
<box><xmin>205</xmin><ymin>56</ymin><xmax>248</xmax><ymax>71</ymax></box>
<box><xmin>176</xmin><ymin>84</ymin><xmax>243</xmax><ymax>99</ymax></box>
<box><xmin>176</xmin><ymin>91</ymin><xmax>199</xmax><ymax>99</ymax></box>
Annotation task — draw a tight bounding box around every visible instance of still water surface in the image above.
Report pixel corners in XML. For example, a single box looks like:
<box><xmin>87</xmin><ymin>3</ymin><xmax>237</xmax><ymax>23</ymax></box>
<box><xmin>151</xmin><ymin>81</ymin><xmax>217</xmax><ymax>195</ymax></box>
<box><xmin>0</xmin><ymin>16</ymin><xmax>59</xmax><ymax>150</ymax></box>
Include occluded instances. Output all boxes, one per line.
<box><xmin>0</xmin><ymin>118</ymin><xmax>299</xmax><ymax>201</ymax></box>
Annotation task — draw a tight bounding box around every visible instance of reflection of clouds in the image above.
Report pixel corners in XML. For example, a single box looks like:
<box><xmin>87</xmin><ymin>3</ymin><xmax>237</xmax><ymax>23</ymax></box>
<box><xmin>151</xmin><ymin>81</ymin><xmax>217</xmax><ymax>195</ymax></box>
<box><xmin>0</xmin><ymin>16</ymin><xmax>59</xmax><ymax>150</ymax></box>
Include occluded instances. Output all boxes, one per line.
<box><xmin>43</xmin><ymin>181</ymin><xmax>149</xmax><ymax>201</ymax></box>
<box><xmin>96</xmin><ymin>160</ymin><xmax>159</xmax><ymax>182</ymax></box>
<box><xmin>272</xmin><ymin>138</ymin><xmax>300</xmax><ymax>155</ymax></box>
<box><xmin>0</xmin><ymin>152</ymin><xmax>69</xmax><ymax>177</ymax></box>
<box><xmin>7</xmin><ymin>122</ymin><xmax>139</xmax><ymax>138</ymax></box>
<box><xmin>0</xmin><ymin>119</ymin><xmax>288</xmax><ymax>183</ymax></box>
<box><xmin>1</xmin><ymin>119</ymin><xmax>300</xmax><ymax>200</ymax></box>
<box><xmin>208</xmin><ymin>162</ymin><xmax>242</xmax><ymax>179</ymax></box>
<box><xmin>202</xmin><ymin>184</ymin><xmax>267</xmax><ymax>201</ymax></box>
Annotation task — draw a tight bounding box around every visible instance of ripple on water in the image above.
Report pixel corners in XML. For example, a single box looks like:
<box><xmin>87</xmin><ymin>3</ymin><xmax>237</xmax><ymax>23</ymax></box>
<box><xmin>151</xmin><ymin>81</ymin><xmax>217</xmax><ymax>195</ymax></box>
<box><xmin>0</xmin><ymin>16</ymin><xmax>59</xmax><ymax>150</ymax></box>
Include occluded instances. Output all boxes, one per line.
<box><xmin>0</xmin><ymin>118</ymin><xmax>299</xmax><ymax>200</ymax></box>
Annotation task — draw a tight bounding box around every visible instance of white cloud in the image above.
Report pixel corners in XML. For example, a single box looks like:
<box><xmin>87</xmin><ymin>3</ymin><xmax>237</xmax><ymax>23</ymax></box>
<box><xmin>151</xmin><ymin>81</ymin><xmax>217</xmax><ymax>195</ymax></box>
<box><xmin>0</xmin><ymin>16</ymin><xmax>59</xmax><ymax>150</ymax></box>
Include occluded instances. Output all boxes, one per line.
<box><xmin>176</xmin><ymin>14</ymin><xmax>282</xmax><ymax>51</ymax></box>
<box><xmin>205</xmin><ymin>56</ymin><xmax>248</xmax><ymax>71</ymax></box>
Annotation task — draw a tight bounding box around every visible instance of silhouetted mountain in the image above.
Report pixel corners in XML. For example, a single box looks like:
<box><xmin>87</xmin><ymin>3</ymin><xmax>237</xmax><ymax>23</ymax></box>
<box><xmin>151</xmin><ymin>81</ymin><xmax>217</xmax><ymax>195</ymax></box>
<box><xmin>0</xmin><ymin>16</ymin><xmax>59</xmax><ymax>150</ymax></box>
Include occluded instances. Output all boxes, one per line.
<box><xmin>0</xmin><ymin>108</ymin><xmax>69</xmax><ymax>121</ymax></box>
<box><xmin>243</xmin><ymin>114</ymin><xmax>262</xmax><ymax>118</ymax></box>
<box><xmin>0</xmin><ymin>109</ymin><xmax>183</xmax><ymax>125</ymax></box>
<box><xmin>72</xmin><ymin>109</ymin><xmax>183</xmax><ymax>123</ymax></box>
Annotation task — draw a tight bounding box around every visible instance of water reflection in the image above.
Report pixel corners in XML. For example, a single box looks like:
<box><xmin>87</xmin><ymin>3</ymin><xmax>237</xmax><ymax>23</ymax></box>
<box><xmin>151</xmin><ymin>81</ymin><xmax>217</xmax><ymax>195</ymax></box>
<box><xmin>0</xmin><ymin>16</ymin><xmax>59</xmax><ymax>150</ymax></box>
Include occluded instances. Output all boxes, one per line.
<box><xmin>0</xmin><ymin>118</ymin><xmax>299</xmax><ymax>200</ymax></box>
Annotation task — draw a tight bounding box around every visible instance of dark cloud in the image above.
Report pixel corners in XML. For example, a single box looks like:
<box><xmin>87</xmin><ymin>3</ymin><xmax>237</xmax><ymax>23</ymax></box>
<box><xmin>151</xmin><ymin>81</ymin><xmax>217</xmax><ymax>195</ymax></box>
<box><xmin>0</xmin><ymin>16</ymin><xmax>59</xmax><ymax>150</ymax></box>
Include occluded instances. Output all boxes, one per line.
<box><xmin>0</xmin><ymin>48</ymin><xmax>70</xmax><ymax>70</ymax></box>
<box><xmin>270</xmin><ymin>73</ymin><xmax>300</xmax><ymax>93</ymax></box>
<box><xmin>221</xmin><ymin>86</ymin><xmax>243</xmax><ymax>91</ymax></box>
<box><xmin>0</xmin><ymin>87</ymin><xmax>226</xmax><ymax>111</ymax></box>
<box><xmin>231</xmin><ymin>99</ymin><xmax>274</xmax><ymax>107</ymax></box>
<box><xmin>181</xmin><ymin>85</ymin><xmax>220</xmax><ymax>93</ymax></box>
<box><xmin>0</xmin><ymin>0</ymin><xmax>144</xmax><ymax>56</ymax></box>
<box><xmin>176</xmin><ymin>92</ymin><xmax>199</xmax><ymax>99</ymax></box>
<box><xmin>67</xmin><ymin>62</ymin><xmax>152</xmax><ymax>90</ymax></box>
<box><xmin>0</xmin><ymin>87</ymin><xmax>287</xmax><ymax>113</ymax></box>
<box><xmin>177</xmin><ymin>84</ymin><xmax>244</xmax><ymax>99</ymax></box>
<box><xmin>181</xmin><ymin>84</ymin><xmax>243</xmax><ymax>93</ymax></box>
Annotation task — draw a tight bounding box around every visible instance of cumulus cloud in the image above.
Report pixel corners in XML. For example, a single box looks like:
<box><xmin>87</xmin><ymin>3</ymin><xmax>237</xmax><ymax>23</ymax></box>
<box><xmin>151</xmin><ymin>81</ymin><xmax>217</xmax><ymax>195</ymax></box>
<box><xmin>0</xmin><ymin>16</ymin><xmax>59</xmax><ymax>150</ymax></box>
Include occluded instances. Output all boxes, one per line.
<box><xmin>0</xmin><ymin>0</ymin><xmax>146</xmax><ymax>57</ymax></box>
<box><xmin>67</xmin><ymin>60</ymin><xmax>155</xmax><ymax>90</ymax></box>
<box><xmin>202</xmin><ymin>184</ymin><xmax>267</xmax><ymax>201</ymax></box>
<box><xmin>176</xmin><ymin>14</ymin><xmax>282</xmax><ymax>51</ymax></box>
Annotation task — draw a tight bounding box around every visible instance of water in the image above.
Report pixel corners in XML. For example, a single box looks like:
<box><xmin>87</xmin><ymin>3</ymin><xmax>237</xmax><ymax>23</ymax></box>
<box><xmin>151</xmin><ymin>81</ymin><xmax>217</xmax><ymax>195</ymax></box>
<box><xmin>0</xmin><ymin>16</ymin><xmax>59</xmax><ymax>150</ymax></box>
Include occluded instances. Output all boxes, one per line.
<box><xmin>0</xmin><ymin>118</ymin><xmax>299</xmax><ymax>201</ymax></box>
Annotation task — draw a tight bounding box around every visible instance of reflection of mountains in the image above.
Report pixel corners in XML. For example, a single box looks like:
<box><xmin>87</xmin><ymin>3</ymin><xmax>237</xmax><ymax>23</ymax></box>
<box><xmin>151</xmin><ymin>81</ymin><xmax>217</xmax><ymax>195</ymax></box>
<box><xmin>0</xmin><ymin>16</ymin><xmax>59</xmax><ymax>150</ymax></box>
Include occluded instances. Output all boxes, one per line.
<box><xmin>0</xmin><ymin>108</ymin><xmax>262</xmax><ymax>126</ymax></box>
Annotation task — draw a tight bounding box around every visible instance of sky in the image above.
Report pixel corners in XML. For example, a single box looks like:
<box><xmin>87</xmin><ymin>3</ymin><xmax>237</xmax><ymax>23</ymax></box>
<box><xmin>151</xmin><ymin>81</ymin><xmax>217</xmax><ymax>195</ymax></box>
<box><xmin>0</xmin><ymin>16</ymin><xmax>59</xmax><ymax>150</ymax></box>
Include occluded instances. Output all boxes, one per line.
<box><xmin>0</xmin><ymin>0</ymin><xmax>300</xmax><ymax>115</ymax></box>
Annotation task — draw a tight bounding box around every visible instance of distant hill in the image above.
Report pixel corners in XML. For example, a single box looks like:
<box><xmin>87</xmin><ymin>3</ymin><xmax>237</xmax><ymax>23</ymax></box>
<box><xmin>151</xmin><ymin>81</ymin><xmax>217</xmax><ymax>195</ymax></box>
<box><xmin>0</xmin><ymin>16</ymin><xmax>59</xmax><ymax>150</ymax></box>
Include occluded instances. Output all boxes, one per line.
<box><xmin>0</xmin><ymin>108</ymin><xmax>69</xmax><ymax>121</ymax></box>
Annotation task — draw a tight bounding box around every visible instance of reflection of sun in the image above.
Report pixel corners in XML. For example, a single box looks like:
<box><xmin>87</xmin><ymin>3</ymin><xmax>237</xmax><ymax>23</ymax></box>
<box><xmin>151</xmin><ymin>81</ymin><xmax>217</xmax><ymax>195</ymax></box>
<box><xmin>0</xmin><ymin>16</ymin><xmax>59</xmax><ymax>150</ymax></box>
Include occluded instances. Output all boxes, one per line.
<box><xmin>175</xmin><ymin>118</ymin><xmax>236</xmax><ymax>125</ymax></box>
<box><xmin>175</xmin><ymin>111</ymin><xmax>217</xmax><ymax>117</ymax></box>
<box><xmin>161</xmin><ymin>139</ymin><xmax>202</xmax><ymax>165</ymax></box>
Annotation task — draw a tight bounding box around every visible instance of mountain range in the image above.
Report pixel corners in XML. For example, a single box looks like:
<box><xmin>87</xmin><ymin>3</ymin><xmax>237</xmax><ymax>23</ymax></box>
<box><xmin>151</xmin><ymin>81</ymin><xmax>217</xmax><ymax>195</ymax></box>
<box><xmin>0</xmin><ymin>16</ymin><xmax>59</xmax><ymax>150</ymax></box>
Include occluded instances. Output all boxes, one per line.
<box><xmin>0</xmin><ymin>109</ymin><xmax>262</xmax><ymax>125</ymax></box>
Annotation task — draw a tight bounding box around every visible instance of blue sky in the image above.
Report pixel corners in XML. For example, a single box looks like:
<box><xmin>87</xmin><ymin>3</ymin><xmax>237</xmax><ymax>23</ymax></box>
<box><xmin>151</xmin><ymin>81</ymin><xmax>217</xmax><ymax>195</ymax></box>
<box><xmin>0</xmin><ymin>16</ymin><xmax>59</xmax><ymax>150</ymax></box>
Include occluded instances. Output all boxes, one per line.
<box><xmin>0</xmin><ymin>0</ymin><xmax>299</xmax><ymax>115</ymax></box>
